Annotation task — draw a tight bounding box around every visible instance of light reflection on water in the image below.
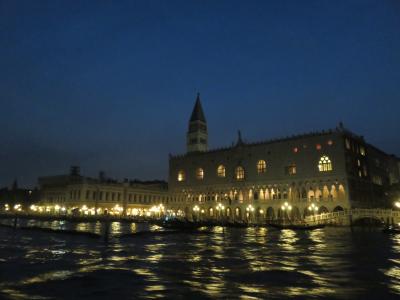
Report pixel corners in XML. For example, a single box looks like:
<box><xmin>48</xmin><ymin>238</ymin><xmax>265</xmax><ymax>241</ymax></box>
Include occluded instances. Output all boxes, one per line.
<box><xmin>0</xmin><ymin>221</ymin><xmax>399</xmax><ymax>299</ymax></box>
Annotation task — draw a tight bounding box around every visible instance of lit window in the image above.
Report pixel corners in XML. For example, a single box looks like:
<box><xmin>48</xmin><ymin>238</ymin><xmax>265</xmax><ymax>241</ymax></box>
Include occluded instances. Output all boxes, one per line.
<box><xmin>257</xmin><ymin>160</ymin><xmax>266</xmax><ymax>174</ymax></box>
<box><xmin>318</xmin><ymin>156</ymin><xmax>332</xmax><ymax>172</ymax></box>
<box><xmin>316</xmin><ymin>144</ymin><xmax>322</xmax><ymax>150</ymax></box>
<box><xmin>196</xmin><ymin>168</ymin><xmax>204</xmax><ymax>180</ymax></box>
<box><xmin>177</xmin><ymin>170</ymin><xmax>185</xmax><ymax>182</ymax></box>
<box><xmin>285</xmin><ymin>164</ymin><xmax>296</xmax><ymax>175</ymax></box>
<box><xmin>217</xmin><ymin>165</ymin><xmax>226</xmax><ymax>178</ymax></box>
<box><xmin>360</xmin><ymin>146</ymin><xmax>366</xmax><ymax>156</ymax></box>
<box><xmin>373</xmin><ymin>176</ymin><xmax>383</xmax><ymax>185</ymax></box>
<box><xmin>293</xmin><ymin>147</ymin><xmax>298</xmax><ymax>153</ymax></box>
<box><xmin>357</xmin><ymin>159</ymin><xmax>361</xmax><ymax>167</ymax></box>
<box><xmin>235</xmin><ymin>166</ymin><xmax>245</xmax><ymax>181</ymax></box>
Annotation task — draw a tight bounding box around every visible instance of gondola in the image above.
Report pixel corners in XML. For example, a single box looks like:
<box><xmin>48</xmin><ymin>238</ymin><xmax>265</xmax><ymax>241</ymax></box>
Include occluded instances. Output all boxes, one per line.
<box><xmin>268</xmin><ymin>222</ymin><xmax>325</xmax><ymax>230</ymax></box>
<box><xmin>159</xmin><ymin>219</ymin><xmax>205</xmax><ymax>230</ymax></box>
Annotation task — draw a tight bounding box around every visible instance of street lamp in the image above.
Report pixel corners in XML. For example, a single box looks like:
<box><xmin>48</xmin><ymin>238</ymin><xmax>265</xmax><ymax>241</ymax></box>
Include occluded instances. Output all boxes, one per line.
<box><xmin>216</xmin><ymin>203</ymin><xmax>225</xmax><ymax>220</ymax></box>
<box><xmin>246</xmin><ymin>204</ymin><xmax>255</xmax><ymax>222</ymax></box>
<box><xmin>308</xmin><ymin>203</ymin><xmax>319</xmax><ymax>223</ymax></box>
<box><xmin>394</xmin><ymin>201</ymin><xmax>400</xmax><ymax>209</ymax></box>
<box><xmin>281</xmin><ymin>202</ymin><xmax>292</xmax><ymax>223</ymax></box>
<box><xmin>193</xmin><ymin>205</ymin><xmax>200</xmax><ymax>221</ymax></box>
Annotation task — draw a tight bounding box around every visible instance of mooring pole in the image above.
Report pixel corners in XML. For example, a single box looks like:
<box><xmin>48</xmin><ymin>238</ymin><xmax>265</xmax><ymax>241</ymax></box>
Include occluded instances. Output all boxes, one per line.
<box><xmin>103</xmin><ymin>212</ymin><xmax>110</xmax><ymax>243</ymax></box>
<box><xmin>13</xmin><ymin>212</ymin><xmax>18</xmax><ymax>230</ymax></box>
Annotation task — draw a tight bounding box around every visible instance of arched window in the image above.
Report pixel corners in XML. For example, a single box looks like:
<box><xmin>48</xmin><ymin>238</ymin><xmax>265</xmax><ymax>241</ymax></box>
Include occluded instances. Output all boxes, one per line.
<box><xmin>235</xmin><ymin>166</ymin><xmax>245</xmax><ymax>181</ymax></box>
<box><xmin>196</xmin><ymin>168</ymin><xmax>204</xmax><ymax>180</ymax></box>
<box><xmin>177</xmin><ymin>170</ymin><xmax>185</xmax><ymax>182</ymax></box>
<box><xmin>217</xmin><ymin>165</ymin><xmax>226</xmax><ymax>178</ymax></box>
<box><xmin>318</xmin><ymin>156</ymin><xmax>332</xmax><ymax>172</ymax></box>
<box><xmin>257</xmin><ymin>160</ymin><xmax>266</xmax><ymax>174</ymax></box>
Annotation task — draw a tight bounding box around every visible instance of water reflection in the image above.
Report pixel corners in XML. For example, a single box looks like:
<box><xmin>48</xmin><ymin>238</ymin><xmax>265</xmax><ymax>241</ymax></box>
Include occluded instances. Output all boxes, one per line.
<box><xmin>278</xmin><ymin>229</ymin><xmax>299</xmax><ymax>253</ymax></box>
<box><xmin>0</xmin><ymin>224</ymin><xmax>399</xmax><ymax>299</ymax></box>
<box><xmin>385</xmin><ymin>234</ymin><xmax>400</xmax><ymax>294</ymax></box>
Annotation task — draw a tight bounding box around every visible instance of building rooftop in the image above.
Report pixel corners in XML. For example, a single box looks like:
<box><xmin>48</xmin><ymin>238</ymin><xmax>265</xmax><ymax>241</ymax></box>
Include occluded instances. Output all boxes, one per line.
<box><xmin>170</xmin><ymin>124</ymin><xmax>365</xmax><ymax>159</ymax></box>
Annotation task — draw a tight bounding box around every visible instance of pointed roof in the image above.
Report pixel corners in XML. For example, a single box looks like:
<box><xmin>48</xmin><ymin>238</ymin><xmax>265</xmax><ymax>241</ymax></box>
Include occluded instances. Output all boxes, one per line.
<box><xmin>190</xmin><ymin>93</ymin><xmax>206</xmax><ymax>122</ymax></box>
<box><xmin>236</xmin><ymin>130</ymin><xmax>245</xmax><ymax>146</ymax></box>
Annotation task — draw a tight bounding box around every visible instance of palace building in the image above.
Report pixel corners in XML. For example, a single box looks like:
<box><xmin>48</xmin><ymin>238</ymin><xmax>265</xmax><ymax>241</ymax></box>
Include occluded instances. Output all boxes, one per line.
<box><xmin>37</xmin><ymin>167</ymin><xmax>169</xmax><ymax>216</ymax></box>
<box><xmin>168</xmin><ymin>95</ymin><xmax>400</xmax><ymax>221</ymax></box>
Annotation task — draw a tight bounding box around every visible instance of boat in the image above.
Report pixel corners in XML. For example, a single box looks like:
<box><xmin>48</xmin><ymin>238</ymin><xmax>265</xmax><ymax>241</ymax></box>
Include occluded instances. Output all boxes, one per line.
<box><xmin>268</xmin><ymin>222</ymin><xmax>325</xmax><ymax>230</ymax></box>
<box><xmin>159</xmin><ymin>219</ymin><xmax>205</xmax><ymax>230</ymax></box>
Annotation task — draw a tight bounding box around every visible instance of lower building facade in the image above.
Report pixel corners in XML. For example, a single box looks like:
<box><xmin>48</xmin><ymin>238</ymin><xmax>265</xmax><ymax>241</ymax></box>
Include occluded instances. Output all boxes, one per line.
<box><xmin>168</xmin><ymin>126</ymin><xmax>399</xmax><ymax>222</ymax></box>
<box><xmin>36</xmin><ymin>167</ymin><xmax>170</xmax><ymax>217</ymax></box>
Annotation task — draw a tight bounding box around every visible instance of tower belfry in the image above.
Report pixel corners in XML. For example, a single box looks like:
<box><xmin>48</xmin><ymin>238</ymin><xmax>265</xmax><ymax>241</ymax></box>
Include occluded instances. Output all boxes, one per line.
<box><xmin>187</xmin><ymin>93</ymin><xmax>208</xmax><ymax>153</ymax></box>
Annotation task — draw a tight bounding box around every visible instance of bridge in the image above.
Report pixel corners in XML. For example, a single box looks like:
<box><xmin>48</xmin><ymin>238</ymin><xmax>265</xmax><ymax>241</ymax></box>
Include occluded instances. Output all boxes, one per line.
<box><xmin>305</xmin><ymin>208</ymin><xmax>400</xmax><ymax>226</ymax></box>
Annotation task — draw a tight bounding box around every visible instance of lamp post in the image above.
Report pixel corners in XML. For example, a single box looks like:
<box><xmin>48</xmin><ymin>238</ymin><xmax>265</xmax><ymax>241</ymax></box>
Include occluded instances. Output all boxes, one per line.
<box><xmin>193</xmin><ymin>205</ymin><xmax>200</xmax><ymax>222</ymax></box>
<box><xmin>308</xmin><ymin>203</ymin><xmax>319</xmax><ymax>223</ymax></box>
<box><xmin>281</xmin><ymin>202</ymin><xmax>292</xmax><ymax>224</ymax></box>
<box><xmin>246</xmin><ymin>204</ymin><xmax>254</xmax><ymax>223</ymax></box>
<box><xmin>216</xmin><ymin>203</ymin><xmax>225</xmax><ymax>221</ymax></box>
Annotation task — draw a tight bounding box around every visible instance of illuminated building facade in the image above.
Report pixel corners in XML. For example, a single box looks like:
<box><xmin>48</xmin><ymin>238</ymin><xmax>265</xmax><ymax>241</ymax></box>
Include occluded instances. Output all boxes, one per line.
<box><xmin>37</xmin><ymin>167</ymin><xmax>169</xmax><ymax>216</ymax></box>
<box><xmin>168</xmin><ymin>96</ymin><xmax>400</xmax><ymax>221</ymax></box>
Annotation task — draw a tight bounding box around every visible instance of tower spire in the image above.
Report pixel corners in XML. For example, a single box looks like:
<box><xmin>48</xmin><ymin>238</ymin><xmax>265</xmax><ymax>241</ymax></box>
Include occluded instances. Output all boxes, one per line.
<box><xmin>236</xmin><ymin>130</ymin><xmax>244</xmax><ymax>146</ymax></box>
<box><xmin>190</xmin><ymin>93</ymin><xmax>206</xmax><ymax>123</ymax></box>
<box><xmin>187</xmin><ymin>93</ymin><xmax>208</xmax><ymax>153</ymax></box>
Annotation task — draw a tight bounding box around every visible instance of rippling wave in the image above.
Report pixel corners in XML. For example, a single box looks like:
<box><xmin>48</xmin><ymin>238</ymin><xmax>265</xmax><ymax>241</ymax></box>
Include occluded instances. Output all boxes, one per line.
<box><xmin>0</xmin><ymin>220</ymin><xmax>399</xmax><ymax>299</ymax></box>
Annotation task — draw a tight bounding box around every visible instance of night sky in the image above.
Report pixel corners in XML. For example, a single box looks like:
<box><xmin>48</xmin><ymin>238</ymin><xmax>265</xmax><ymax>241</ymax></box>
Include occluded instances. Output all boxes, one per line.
<box><xmin>1</xmin><ymin>0</ymin><xmax>399</xmax><ymax>187</ymax></box>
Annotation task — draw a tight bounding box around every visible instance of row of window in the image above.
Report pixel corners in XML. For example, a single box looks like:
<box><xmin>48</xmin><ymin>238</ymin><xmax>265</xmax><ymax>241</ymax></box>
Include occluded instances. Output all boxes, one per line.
<box><xmin>293</xmin><ymin>140</ymin><xmax>333</xmax><ymax>153</ymax></box>
<box><xmin>177</xmin><ymin>156</ymin><xmax>333</xmax><ymax>181</ymax></box>
<box><xmin>345</xmin><ymin>138</ymin><xmax>366</xmax><ymax>156</ymax></box>
<box><xmin>68</xmin><ymin>190</ymin><xmax>170</xmax><ymax>203</ymax></box>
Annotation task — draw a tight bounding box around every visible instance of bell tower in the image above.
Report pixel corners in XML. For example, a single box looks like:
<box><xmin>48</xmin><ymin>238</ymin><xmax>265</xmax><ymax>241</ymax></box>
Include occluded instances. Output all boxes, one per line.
<box><xmin>187</xmin><ymin>93</ymin><xmax>208</xmax><ymax>153</ymax></box>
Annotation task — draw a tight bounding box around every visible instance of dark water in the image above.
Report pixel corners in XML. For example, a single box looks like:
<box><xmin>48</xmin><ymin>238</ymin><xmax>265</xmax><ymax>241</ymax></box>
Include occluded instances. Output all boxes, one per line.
<box><xmin>0</xmin><ymin>220</ymin><xmax>400</xmax><ymax>299</ymax></box>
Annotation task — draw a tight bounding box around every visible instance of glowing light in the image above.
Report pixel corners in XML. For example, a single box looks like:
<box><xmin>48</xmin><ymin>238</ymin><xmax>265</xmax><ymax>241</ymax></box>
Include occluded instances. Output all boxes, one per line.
<box><xmin>216</xmin><ymin>203</ymin><xmax>225</xmax><ymax>211</ymax></box>
<box><xmin>281</xmin><ymin>202</ymin><xmax>292</xmax><ymax>211</ymax></box>
<box><xmin>395</xmin><ymin>202</ymin><xmax>400</xmax><ymax>209</ymax></box>
<box><xmin>112</xmin><ymin>204</ymin><xmax>123</xmax><ymax>214</ymax></box>
<box><xmin>246</xmin><ymin>204</ymin><xmax>254</xmax><ymax>212</ymax></box>
<box><xmin>308</xmin><ymin>203</ymin><xmax>318</xmax><ymax>212</ymax></box>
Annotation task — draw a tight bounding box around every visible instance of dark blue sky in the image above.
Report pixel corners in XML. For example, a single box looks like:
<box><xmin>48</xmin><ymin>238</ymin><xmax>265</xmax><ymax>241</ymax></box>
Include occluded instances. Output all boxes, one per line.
<box><xmin>1</xmin><ymin>0</ymin><xmax>399</xmax><ymax>187</ymax></box>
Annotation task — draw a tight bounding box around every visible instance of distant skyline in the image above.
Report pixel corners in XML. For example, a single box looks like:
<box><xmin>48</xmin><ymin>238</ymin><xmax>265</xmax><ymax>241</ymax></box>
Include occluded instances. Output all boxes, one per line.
<box><xmin>1</xmin><ymin>0</ymin><xmax>399</xmax><ymax>187</ymax></box>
